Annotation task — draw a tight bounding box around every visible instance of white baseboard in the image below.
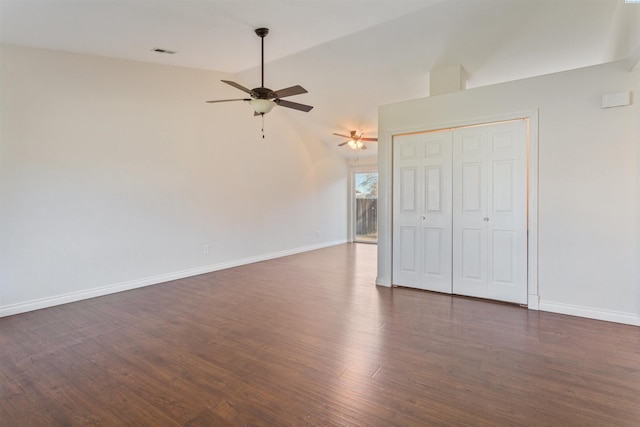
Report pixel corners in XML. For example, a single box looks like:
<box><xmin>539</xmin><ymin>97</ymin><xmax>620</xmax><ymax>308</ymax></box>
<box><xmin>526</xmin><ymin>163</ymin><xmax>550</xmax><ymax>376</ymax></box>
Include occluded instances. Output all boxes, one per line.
<box><xmin>539</xmin><ymin>300</ymin><xmax>640</xmax><ymax>326</ymax></box>
<box><xmin>0</xmin><ymin>240</ymin><xmax>347</xmax><ymax>318</ymax></box>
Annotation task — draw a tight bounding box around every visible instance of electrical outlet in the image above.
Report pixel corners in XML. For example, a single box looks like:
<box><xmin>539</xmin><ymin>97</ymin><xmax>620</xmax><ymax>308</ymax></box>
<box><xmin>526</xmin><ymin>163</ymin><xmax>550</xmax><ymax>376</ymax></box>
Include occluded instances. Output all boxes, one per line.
<box><xmin>203</xmin><ymin>245</ymin><xmax>209</xmax><ymax>255</ymax></box>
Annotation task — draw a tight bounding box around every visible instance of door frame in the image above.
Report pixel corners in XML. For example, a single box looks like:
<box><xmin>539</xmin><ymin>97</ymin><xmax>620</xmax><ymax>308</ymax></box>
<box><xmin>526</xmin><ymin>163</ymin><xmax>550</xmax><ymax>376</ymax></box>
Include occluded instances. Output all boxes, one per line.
<box><xmin>349</xmin><ymin>163</ymin><xmax>378</xmax><ymax>243</ymax></box>
<box><xmin>377</xmin><ymin>111</ymin><xmax>539</xmax><ymax>309</ymax></box>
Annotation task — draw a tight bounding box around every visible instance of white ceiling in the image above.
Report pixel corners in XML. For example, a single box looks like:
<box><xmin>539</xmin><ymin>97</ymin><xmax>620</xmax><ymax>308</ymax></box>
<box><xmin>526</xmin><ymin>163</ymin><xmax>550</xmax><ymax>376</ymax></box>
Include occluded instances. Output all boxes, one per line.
<box><xmin>1</xmin><ymin>0</ymin><xmax>638</xmax><ymax>159</ymax></box>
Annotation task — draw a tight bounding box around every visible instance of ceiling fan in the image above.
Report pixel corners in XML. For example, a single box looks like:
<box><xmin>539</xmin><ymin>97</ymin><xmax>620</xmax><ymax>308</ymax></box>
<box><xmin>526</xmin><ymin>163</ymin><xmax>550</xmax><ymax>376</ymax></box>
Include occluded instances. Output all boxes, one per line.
<box><xmin>206</xmin><ymin>28</ymin><xmax>313</xmax><ymax>116</ymax></box>
<box><xmin>333</xmin><ymin>130</ymin><xmax>378</xmax><ymax>150</ymax></box>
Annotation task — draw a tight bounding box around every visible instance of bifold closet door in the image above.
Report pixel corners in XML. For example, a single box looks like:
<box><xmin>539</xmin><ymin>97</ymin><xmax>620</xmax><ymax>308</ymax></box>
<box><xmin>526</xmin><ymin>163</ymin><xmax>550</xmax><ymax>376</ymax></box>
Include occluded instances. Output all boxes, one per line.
<box><xmin>392</xmin><ymin>131</ymin><xmax>453</xmax><ymax>293</ymax></box>
<box><xmin>452</xmin><ymin>120</ymin><xmax>528</xmax><ymax>304</ymax></box>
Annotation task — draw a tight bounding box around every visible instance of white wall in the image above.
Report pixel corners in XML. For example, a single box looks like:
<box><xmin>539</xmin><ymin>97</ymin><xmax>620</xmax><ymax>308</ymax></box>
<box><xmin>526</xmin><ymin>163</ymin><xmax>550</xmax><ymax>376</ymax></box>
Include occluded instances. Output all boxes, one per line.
<box><xmin>0</xmin><ymin>44</ymin><xmax>348</xmax><ymax>316</ymax></box>
<box><xmin>378</xmin><ymin>60</ymin><xmax>639</xmax><ymax>326</ymax></box>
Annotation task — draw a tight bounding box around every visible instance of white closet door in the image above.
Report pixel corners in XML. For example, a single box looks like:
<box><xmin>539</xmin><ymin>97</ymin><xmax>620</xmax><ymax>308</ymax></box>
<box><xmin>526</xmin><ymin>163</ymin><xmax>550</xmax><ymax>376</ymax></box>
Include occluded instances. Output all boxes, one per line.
<box><xmin>393</xmin><ymin>131</ymin><xmax>452</xmax><ymax>292</ymax></box>
<box><xmin>452</xmin><ymin>121</ymin><xmax>528</xmax><ymax>304</ymax></box>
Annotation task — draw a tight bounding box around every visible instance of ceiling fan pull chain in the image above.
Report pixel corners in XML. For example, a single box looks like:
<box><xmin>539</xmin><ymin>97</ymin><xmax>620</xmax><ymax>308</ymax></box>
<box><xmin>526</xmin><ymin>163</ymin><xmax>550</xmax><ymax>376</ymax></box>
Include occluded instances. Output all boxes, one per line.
<box><xmin>261</xmin><ymin>113</ymin><xmax>265</xmax><ymax>139</ymax></box>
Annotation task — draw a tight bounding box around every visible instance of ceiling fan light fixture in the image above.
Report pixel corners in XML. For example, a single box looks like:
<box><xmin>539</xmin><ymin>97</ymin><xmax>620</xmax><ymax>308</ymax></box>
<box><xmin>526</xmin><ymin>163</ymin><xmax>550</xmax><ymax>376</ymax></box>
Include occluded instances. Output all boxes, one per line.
<box><xmin>348</xmin><ymin>139</ymin><xmax>363</xmax><ymax>150</ymax></box>
<box><xmin>249</xmin><ymin>98</ymin><xmax>276</xmax><ymax>114</ymax></box>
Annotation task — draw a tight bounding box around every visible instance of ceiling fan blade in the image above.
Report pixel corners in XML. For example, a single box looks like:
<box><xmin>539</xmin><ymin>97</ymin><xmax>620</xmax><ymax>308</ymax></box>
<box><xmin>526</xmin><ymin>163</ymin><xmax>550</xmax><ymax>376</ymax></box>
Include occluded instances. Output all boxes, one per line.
<box><xmin>205</xmin><ymin>98</ymin><xmax>251</xmax><ymax>104</ymax></box>
<box><xmin>221</xmin><ymin>80</ymin><xmax>252</xmax><ymax>94</ymax></box>
<box><xmin>338</xmin><ymin>141</ymin><xmax>349</xmax><ymax>146</ymax></box>
<box><xmin>361</xmin><ymin>137</ymin><xmax>378</xmax><ymax>141</ymax></box>
<box><xmin>333</xmin><ymin>133</ymin><xmax>351</xmax><ymax>138</ymax></box>
<box><xmin>276</xmin><ymin>99</ymin><xmax>313</xmax><ymax>112</ymax></box>
<box><xmin>206</xmin><ymin>98</ymin><xmax>251</xmax><ymax>103</ymax></box>
<box><xmin>273</xmin><ymin>85</ymin><xmax>308</xmax><ymax>98</ymax></box>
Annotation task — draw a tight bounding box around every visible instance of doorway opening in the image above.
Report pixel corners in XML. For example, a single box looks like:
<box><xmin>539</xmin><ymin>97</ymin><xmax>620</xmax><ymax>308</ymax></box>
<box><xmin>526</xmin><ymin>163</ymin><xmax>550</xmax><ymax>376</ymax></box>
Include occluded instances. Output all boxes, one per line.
<box><xmin>354</xmin><ymin>172</ymin><xmax>378</xmax><ymax>243</ymax></box>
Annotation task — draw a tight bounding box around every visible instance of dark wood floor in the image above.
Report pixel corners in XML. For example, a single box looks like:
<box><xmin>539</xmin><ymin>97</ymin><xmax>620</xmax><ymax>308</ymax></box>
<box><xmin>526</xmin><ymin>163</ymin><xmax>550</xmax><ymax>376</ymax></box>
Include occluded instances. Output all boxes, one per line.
<box><xmin>2</xmin><ymin>243</ymin><xmax>639</xmax><ymax>426</ymax></box>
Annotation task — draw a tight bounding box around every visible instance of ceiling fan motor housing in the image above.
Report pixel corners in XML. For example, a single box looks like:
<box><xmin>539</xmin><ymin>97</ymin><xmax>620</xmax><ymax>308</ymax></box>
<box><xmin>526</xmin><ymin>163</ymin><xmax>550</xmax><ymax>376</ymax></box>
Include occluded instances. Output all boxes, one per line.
<box><xmin>251</xmin><ymin>86</ymin><xmax>276</xmax><ymax>100</ymax></box>
<box><xmin>255</xmin><ymin>28</ymin><xmax>269</xmax><ymax>38</ymax></box>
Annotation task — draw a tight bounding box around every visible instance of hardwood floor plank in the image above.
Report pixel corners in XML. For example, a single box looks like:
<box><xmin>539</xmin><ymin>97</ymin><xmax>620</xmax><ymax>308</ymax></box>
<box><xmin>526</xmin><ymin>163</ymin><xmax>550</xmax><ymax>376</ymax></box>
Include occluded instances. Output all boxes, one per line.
<box><xmin>1</xmin><ymin>243</ymin><xmax>639</xmax><ymax>426</ymax></box>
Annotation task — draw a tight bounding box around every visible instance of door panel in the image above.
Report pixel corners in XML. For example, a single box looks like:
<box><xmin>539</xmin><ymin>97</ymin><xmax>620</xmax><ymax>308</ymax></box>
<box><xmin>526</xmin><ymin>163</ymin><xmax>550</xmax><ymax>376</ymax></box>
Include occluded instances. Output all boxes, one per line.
<box><xmin>492</xmin><ymin>229</ymin><xmax>515</xmax><ymax>283</ymax></box>
<box><xmin>493</xmin><ymin>161</ymin><xmax>514</xmax><ymax>212</ymax></box>
<box><xmin>487</xmin><ymin>123</ymin><xmax>527</xmax><ymax>303</ymax></box>
<box><xmin>393</xmin><ymin>142</ymin><xmax>421</xmax><ymax>285</ymax></box>
<box><xmin>399</xmin><ymin>226</ymin><xmax>418</xmax><ymax>273</ymax></box>
<box><xmin>423</xmin><ymin>228</ymin><xmax>443</xmax><ymax>275</ymax></box>
<box><xmin>425</xmin><ymin>166</ymin><xmax>442</xmax><ymax>211</ymax></box>
<box><xmin>462</xmin><ymin>163</ymin><xmax>483</xmax><ymax>212</ymax></box>
<box><xmin>400</xmin><ymin>168</ymin><xmax>417</xmax><ymax>212</ymax></box>
<box><xmin>461</xmin><ymin>227</ymin><xmax>484</xmax><ymax>281</ymax></box>
<box><xmin>453</xmin><ymin>121</ymin><xmax>527</xmax><ymax>304</ymax></box>
<box><xmin>421</xmin><ymin>132</ymin><xmax>453</xmax><ymax>293</ymax></box>
<box><xmin>454</xmin><ymin>128</ymin><xmax>489</xmax><ymax>299</ymax></box>
<box><xmin>393</xmin><ymin>132</ymin><xmax>452</xmax><ymax>293</ymax></box>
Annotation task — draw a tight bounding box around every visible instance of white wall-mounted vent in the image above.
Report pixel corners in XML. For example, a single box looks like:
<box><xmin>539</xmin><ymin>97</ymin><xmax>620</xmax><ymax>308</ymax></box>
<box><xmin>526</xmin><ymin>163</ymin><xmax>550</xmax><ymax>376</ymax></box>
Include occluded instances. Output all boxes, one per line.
<box><xmin>601</xmin><ymin>91</ymin><xmax>632</xmax><ymax>108</ymax></box>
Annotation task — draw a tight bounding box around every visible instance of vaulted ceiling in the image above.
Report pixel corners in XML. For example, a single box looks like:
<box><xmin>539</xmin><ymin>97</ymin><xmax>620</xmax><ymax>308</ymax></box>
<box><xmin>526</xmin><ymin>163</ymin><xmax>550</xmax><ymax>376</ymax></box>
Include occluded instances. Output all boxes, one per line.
<box><xmin>1</xmin><ymin>0</ymin><xmax>638</xmax><ymax>159</ymax></box>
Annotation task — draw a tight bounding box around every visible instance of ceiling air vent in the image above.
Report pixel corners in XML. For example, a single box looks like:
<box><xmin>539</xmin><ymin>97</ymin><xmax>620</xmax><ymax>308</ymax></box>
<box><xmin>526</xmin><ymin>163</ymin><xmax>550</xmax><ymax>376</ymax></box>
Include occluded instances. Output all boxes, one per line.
<box><xmin>152</xmin><ymin>48</ymin><xmax>176</xmax><ymax>55</ymax></box>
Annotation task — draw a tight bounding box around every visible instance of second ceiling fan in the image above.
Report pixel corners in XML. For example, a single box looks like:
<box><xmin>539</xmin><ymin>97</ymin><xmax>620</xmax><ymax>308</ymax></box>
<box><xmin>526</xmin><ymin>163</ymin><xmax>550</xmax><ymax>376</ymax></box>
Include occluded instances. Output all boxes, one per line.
<box><xmin>334</xmin><ymin>130</ymin><xmax>378</xmax><ymax>150</ymax></box>
<box><xmin>206</xmin><ymin>28</ymin><xmax>313</xmax><ymax>115</ymax></box>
